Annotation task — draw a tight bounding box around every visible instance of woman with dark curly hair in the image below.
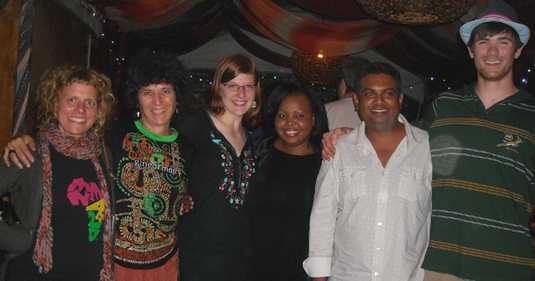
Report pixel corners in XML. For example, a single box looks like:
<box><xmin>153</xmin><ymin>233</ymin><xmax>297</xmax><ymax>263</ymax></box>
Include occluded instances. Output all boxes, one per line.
<box><xmin>1</xmin><ymin>65</ymin><xmax>115</xmax><ymax>281</ymax></box>
<box><xmin>248</xmin><ymin>82</ymin><xmax>328</xmax><ymax>281</ymax></box>
<box><xmin>107</xmin><ymin>50</ymin><xmax>188</xmax><ymax>281</ymax></box>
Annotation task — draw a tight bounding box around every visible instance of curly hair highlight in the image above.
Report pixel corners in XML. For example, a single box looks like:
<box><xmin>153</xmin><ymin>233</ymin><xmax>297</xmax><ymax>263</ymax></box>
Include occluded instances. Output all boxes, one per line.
<box><xmin>35</xmin><ymin>65</ymin><xmax>115</xmax><ymax>137</ymax></box>
<box><xmin>124</xmin><ymin>49</ymin><xmax>185</xmax><ymax>111</ymax></box>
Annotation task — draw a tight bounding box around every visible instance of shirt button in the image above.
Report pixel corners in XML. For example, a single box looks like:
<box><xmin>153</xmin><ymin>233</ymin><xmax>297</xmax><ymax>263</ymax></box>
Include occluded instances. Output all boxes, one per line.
<box><xmin>376</xmin><ymin>247</ymin><xmax>381</xmax><ymax>251</ymax></box>
<box><xmin>374</xmin><ymin>272</ymin><xmax>379</xmax><ymax>276</ymax></box>
<box><xmin>377</xmin><ymin>222</ymin><xmax>383</xmax><ymax>226</ymax></box>
<box><xmin>378</xmin><ymin>193</ymin><xmax>387</xmax><ymax>201</ymax></box>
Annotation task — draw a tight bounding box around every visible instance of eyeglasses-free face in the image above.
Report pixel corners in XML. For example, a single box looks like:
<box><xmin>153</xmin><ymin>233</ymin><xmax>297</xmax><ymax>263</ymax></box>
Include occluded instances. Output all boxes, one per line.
<box><xmin>55</xmin><ymin>82</ymin><xmax>99</xmax><ymax>138</ymax></box>
<box><xmin>137</xmin><ymin>83</ymin><xmax>176</xmax><ymax>135</ymax></box>
<box><xmin>353</xmin><ymin>73</ymin><xmax>403</xmax><ymax>133</ymax></box>
<box><xmin>274</xmin><ymin>94</ymin><xmax>315</xmax><ymax>155</ymax></box>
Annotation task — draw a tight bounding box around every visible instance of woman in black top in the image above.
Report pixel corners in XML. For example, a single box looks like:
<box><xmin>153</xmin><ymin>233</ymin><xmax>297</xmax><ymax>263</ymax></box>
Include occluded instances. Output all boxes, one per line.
<box><xmin>3</xmin><ymin>51</ymin><xmax>191</xmax><ymax>281</ymax></box>
<box><xmin>0</xmin><ymin>65</ymin><xmax>115</xmax><ymax>281</ymax></box>
<box><xmin>249</xmin><ymin>82</ymin><xmax>328</xmax><ymax>281</ymax></box>
<box><xmin>178</xmin><ymin>54</ymin><xmax>261</xmax><ymax>281</ymax></box>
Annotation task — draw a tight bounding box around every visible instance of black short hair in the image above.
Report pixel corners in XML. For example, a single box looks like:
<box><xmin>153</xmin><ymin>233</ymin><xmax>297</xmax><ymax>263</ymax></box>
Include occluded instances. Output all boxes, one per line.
<box><xmin>467</xmin><ymin>21</ymin><xmax>522</xmax><ymax>50</ymax></box>
<box><xmin>124</xmin><ymin>49</ymin><xmax>185</xmax><ymax>109</ymax></box>
<box><xmin>340</xmin><ymin>57</ymin><xmax>371</xmax><ymax>92</ymax></box>
<box><xmin>352</xmin><ymin>61</ymin><xmax>402</xmax><ymax>94</ymax></box>
<box><xmin>262</xmin><ymin>81</ymin><xmax>328</xmax><ymax>150</ymax></box>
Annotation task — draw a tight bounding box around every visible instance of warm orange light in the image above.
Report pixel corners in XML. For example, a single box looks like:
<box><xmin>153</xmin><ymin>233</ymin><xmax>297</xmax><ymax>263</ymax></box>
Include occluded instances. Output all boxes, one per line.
<box><xmin>317</xmin><ymin>53</ymin><xmax>324</xmax><ymax>59</ymax></box>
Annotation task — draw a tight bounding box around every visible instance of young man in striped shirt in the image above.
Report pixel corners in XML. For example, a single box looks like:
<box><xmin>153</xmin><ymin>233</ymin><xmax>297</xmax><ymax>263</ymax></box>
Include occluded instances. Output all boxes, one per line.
<box><xmin>421</xmin><ymin>1</ymin><xmax>535</xmax><ymax>280</ymax></box>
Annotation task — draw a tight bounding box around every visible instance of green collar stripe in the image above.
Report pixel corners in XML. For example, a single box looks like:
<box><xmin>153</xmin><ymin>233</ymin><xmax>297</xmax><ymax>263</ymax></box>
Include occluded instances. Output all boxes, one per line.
<box><xmin>134</xmin><ymin>120</ymin><xmax>178</xmax><ymax>142</ymax></box>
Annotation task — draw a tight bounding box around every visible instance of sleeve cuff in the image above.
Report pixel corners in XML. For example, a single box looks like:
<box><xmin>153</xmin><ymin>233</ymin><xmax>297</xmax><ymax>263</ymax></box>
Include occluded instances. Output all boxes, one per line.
<box><xmin>302</xmin><ymin>256</ymin><xmax>332</xmax><ymax>278</ymax></box>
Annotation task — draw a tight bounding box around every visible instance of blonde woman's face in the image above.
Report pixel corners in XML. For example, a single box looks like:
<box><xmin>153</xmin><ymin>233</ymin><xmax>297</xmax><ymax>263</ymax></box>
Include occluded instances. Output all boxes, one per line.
<box><xmin>55</xmin><ymin>82</ymin><xmax>98</xmax><ymax>138</ymax></box>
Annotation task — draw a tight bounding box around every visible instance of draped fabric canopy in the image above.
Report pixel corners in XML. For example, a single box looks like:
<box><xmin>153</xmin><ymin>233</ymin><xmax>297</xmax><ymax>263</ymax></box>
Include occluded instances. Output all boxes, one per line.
<box><xmin>83</xmin><ymin>0</ymin><xmax>534</xmax><ymax>83</ymax></box>
<box><xmin>237</xmin><ymin>0</ymin><xmax>397</xmax><ymax>56</ymax></box>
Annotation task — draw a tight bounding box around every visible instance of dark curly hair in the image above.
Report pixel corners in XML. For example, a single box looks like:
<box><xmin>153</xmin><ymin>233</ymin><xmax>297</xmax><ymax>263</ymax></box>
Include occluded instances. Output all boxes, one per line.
<box><xmin>124</xmin><ymin>49</ymin><xmax>185</xmax><ymax>111</ymax></box>
<box><xmin>262</xmin><ymin>81</ymin><xmax>328</xmax><ymax>150</ymax></box>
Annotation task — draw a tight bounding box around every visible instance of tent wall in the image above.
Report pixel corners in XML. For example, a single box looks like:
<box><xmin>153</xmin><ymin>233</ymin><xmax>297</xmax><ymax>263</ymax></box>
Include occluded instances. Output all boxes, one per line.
<box><xmin>21</xmin><ymin>0</ymin><xmax>111</xmax><ymax>134</ymax></box>
<box><xmin>179</xmin><ymin>31</ymin><xmax>425</xmax><ymax>103</ymax></box>
<box><xmin>0</xmin><ymin>0</ymin><xmax>22</xmax><ymax>147</ymax></box>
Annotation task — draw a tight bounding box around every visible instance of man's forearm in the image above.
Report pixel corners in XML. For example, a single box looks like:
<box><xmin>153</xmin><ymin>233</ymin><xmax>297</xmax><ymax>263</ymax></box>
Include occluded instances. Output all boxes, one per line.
<box><xmin>312</xmin><ymin>277</ymin><xmax>328</xmax><ymax>281</ymax></box>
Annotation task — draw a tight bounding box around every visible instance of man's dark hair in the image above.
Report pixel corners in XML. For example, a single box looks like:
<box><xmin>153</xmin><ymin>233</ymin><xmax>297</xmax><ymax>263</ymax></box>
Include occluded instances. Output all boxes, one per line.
<box><xmin>467</xmin><ymin>22</ymin><xmax>522</xmax><ymax>50</ymax></box>
<box><xmin>339</xmin><ymin>57</ymin><xmax>371</xmax><ymax>92</ymax></box>
<box><xmin>124</xmin><ymin>49</ymin><xmax>185</xmax><ymax>109</ymax></box>
<box><xmin>352</xmin><ymin>61</ymin><xmax>402</xmax><ymax>93</ymax></box>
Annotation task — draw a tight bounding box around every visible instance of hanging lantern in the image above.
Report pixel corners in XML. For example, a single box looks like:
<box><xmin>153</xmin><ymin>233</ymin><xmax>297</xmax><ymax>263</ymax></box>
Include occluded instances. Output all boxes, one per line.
<box><xmin>291</xmin><ymin>51</ymin><xmax>347</xmax><ymax>85</ymax></box>
<box><xmin>357</xmin><ymin>0</ymin><xmax>475</xmax><ymax>25</ymax></box>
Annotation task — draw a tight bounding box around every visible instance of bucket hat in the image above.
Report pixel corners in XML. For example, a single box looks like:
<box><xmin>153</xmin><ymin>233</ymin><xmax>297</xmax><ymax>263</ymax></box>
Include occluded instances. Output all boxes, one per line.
<box><xmin>459</xmin><ymin>0</ymin><xmax>530</xmax><ymax>45</ymax></box>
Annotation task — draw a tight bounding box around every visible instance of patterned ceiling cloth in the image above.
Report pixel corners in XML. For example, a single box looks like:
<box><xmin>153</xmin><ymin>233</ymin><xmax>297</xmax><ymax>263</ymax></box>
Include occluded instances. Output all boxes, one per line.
<box><xmin>103</xmin><ymin>0</ymin><xmax>207</xmax><ymax>31</ymax></box>
<box><xmin>287</xmin><ymin>0</ymin><xmax>368</xmax><ymax>20</ymax></box>
<box><xmin>237</xmin><ymin>0</ymin><xmax>398</xmax><ymax>56</ymax></box>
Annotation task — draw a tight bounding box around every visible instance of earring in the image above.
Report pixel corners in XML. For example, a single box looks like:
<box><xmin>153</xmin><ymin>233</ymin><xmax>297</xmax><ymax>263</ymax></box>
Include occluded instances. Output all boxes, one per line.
<box><xmin>136</xmin><ymin>111</ymin><xmax>140</xmax><ymax>118</ymax></box>
<box><xmin>251</xmin><ymin>100</ymin><xmax>257</xmax><ymax>110</ymax></box>
<box><xmin>175</xmin><ymin>105</ymin><xmax>179</xmax><ymax>114</ymax></box>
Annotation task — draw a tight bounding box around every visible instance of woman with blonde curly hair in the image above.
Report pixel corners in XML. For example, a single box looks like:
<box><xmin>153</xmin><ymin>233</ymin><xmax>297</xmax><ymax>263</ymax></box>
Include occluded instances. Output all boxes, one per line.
<box><xmin>0</xmin><ymin>65</ymin><xmax>115</xmax><ymax>281</ymax></box>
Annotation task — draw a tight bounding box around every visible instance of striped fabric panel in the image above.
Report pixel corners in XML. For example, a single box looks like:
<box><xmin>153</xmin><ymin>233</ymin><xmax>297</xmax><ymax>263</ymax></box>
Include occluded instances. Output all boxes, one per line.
<box><xmin>431</xmin><ymin>147</ymin><xmax>534</xmax><ymax>181</ymax></box>
<box><xmin>432</xmin><ymin>179</ymin><xmax>533</xmax><ymax>212</ymax></box>
<box><xmin>430</xmin><ymin>118</ymin><xmax>535</xmax><ymax>144</ymax></box>
<box><xmin>435</xmin><ymin>92</ymin><xmax>479</xmax><ymax>102</ymax></box>
<box><xmin>435</xmin><ymin>92</ymin><xmax>466</xmax><ymax>100</ymax></box>
<box><xmin>429</xmin><ymin>240</ymin><xmax>535</xmax><ymax>267</ymax></box>
<box><xmin>502</xmin><ymin>102</ymin><xmax>535</xmax><ymax>112</ymax></box>
<box><xmin>13</xmin><ymin>0</ymin><xmax>33</xmax><ymax>135</ymax></box>
<box><xmin>432</xmin><ymin>209</ymin><xmax>530</xmax><ymax>237</ymax></box>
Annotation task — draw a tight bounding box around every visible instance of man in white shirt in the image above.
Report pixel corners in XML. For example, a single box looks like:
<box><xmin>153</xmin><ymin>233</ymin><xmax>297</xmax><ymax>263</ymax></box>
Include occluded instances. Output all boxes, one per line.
<box><xmin>304</xmin><ymin>60</ymin><xmax>432</xmax><ymax>281</ymax></box>
<box><xmin>324</xmin><ymin>58</ymin><xmax>364</xmax><ymax>130</ymax></box>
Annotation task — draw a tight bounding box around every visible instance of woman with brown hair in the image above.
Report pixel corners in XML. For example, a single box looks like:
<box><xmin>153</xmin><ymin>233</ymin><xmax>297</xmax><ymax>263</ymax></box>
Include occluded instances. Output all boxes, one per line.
<box><xmin>0</xmin><ymin>65</ymin><xmax>115</xmax><ymax>281</ymax></box>
<box><xmin>178</xmin><ymin>54</ymin><xmax>261</xmax><ymax>281</ymax></box>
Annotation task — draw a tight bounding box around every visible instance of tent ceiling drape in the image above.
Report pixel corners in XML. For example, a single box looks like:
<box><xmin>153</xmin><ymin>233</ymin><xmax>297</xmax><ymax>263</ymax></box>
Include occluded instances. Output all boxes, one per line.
<box><xmin>83</xmin><ymin>0</ymin><xmax>534</xmax><ymax>83</ymax></box>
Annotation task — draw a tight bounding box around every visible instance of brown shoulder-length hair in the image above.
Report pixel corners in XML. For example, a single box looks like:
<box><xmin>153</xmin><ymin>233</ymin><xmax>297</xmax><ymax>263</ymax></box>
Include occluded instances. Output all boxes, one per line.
<box><xmin>208</xmin><ymin>54</ymin><xmax>262</xmax><ymax>123</ymax></box>
<box><xmin>36</xmin><ymin>65</ymin><xmax>115</xmax><ymax>137</ymax></box>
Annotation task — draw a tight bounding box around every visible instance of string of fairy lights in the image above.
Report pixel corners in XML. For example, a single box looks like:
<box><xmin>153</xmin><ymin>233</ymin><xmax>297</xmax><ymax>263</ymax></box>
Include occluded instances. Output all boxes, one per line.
<box><xmin>182</xmin><ymin>71</ymin><xmax>338</xmax><ymax>103</ymax></box>
<box><xmin>425</xmin><ymin>65</ymin><xmax>534</xmax><ymax>94</ymax></box>
<box><xmin>78</xmin><ymin>0</ymin><xmax>535</xmax><ymax>101</ymax></box>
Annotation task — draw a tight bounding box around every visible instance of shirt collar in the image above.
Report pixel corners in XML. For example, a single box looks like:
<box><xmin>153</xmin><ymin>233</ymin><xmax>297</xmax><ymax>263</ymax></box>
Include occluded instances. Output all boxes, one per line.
<box><xmin>351</xmin><ymin>114</ymin><xmax>423</xmax><ymax>154</ymax></box>
<box><xmin>465</xmin><ymin>84</ymin><xmax>533</xmax><ymax>103</ymax></box>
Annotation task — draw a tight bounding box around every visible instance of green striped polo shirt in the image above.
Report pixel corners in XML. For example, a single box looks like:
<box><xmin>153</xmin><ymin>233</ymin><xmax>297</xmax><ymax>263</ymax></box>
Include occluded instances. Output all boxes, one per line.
<box><xmin>421</xmin><ymin>87</ymin><xmax>535</xmax><ymax>281</ymax></box>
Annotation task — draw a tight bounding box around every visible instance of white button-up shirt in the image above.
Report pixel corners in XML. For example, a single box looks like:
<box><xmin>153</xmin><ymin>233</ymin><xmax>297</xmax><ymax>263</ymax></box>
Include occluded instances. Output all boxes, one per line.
<box><xmin>325</xmin><ymin>97</ymin><xmax>362</xmax><ymax>130</ymax></box>
<box><xmin>303</xmin><ymin>116</ymin><xmax>432</xmax><ymax>281</ymax></box>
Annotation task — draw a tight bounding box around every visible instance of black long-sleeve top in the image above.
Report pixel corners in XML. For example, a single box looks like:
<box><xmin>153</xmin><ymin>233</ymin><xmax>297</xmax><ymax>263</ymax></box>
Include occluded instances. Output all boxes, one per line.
<box><xmin>248</xmin><ymin>141</ymin><xmax>321</xmax><ymax>281</ymax></box>
<box><xmin>178</xmin><ymin>111</ymin><xmax>256</xmax><ymax>256</ymax></box>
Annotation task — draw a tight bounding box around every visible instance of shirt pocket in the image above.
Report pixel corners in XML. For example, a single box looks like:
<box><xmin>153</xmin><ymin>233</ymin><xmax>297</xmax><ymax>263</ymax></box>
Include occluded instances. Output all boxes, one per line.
<box><xmin>397</xmin><ymin>167</ymin><xmax>430</xmax><ymax>202</ymax></box>
<box><xmin>339</xmin><ymin>166</ymin><xmax>367</xmax><ymax>201</ymax></box>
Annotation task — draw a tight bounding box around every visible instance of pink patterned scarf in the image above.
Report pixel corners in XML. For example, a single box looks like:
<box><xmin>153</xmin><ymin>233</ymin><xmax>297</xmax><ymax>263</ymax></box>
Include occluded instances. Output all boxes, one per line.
<box><xmin>33</xmin><ymin>125</ymin><xmax>113</xmax><ymax>281</ymax></box>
